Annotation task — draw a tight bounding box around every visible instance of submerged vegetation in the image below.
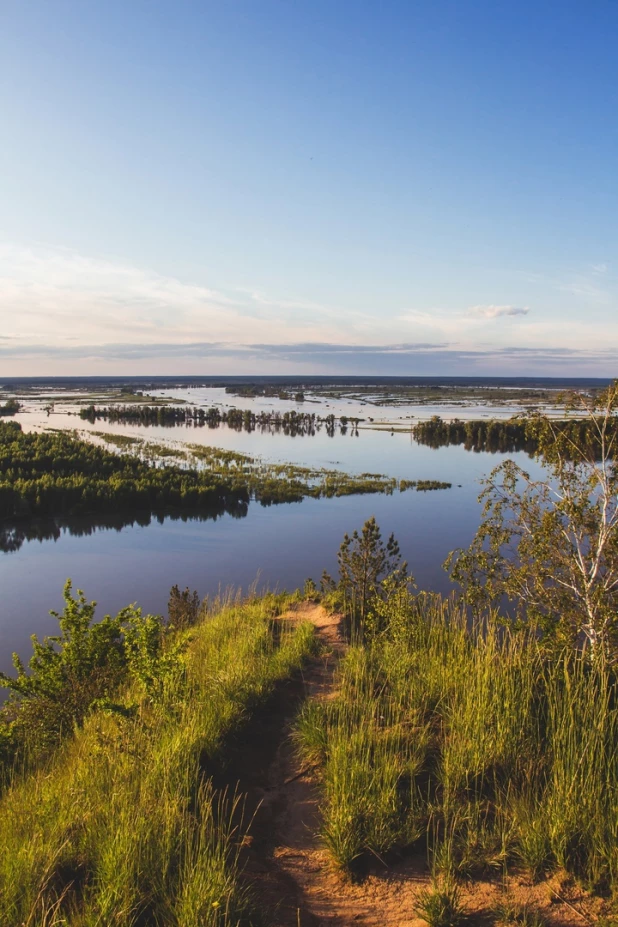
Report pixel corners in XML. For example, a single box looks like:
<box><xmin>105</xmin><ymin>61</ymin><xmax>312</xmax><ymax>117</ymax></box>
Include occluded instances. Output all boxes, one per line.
<box><xmin>0</xmin><ymin>422</ymin><xmax>451</xmax><ymax>526</ymax></box>
<box><xmin>222</xmin><ymin>380</ymin><xmax>574</xmax><ymax>410</ymax></box>
<box><xmin>0</xmin><ymin>397</ymin><xmax>20</xmax><ymax>417</ymax></box>
<box><xmin>224</xmin><ymin>384</ymin><xmax>307</xmax><ymax>402</ymax></box>
<box><xmin>0</xmin><ymin>421</ymin><xmax>254</xmax><ymax>520</ymax></box>
<box><xmin>3</xmin><ymin>385</ymin><xmax>618</xmax><ymax>923</ymax></box>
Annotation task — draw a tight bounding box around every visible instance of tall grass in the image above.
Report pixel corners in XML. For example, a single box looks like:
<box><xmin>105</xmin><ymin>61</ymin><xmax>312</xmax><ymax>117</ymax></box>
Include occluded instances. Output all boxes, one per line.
<box><xmin>0</xmin><ymin>592</ymin><xmax>315</xmax><ymax>926</ymax></box>
<box><xmin>296</xmin><ymin>592</ymin><xmax>618</xmax><ymax>895</ymax></box>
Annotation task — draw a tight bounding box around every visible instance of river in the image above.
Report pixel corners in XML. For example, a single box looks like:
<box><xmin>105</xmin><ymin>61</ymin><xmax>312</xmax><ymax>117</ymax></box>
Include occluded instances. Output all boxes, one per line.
<box><xmin>0</xmin><ymin>387</ymin><xmax>546</xmax><ymax>676</ymax></box>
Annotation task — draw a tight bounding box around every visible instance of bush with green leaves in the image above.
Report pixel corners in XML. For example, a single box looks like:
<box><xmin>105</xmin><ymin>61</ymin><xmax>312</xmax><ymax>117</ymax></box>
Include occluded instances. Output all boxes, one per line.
<box><xmin>168</xmin><ymin>584</ymin><xmax>202</xmax><ymax>629</ymax></box>
<box><xmin>124</xmin><ymin>609</ymin><xmax>187</xmax><ymax>701</ymax></box>
<box><xmin>0</xmin><ymin>581</ymin><xmax>137</xmax><ymax>763</ymax></box>
<box><xmin>0</xmin><ymin>580</ymin><xmax>183</xmax><ymax>772</ymax></box>
<box><xmin>1</xmin><ymin>581</ymin><xmax>129</xmax><ymax>705</ymax></box>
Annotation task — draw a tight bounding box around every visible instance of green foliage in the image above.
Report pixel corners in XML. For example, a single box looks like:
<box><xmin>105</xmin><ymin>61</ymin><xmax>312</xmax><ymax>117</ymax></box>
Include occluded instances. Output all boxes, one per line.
<box><xmin>0</xmin><ymin>581</ymin><xmax>136</xmax><ymax>765</ymax></box>
<box><xmin>124</xmin><ymin>609</ymin><xmax>187</xmax><ymax>701</ymax></box>
<box><xmin>303</xmin><ymin>588</ymin><xmax>618</xmax><ymax>895</ymax></box>
<box><xmin>1</xmin><ymin>581</ymin><xmax>127</xmax><ymax>704</ymax></box>
<box><xmin>413</xmin><ymin>413</ymin><xmax>618</xmax><ymax>458</ymax></box>
<box><xmin>81</xmin><ymin>400</ymin><xmax>348</xmax><ymax>437</ymax></box>
<box><xmin>399</xmin><ymin>478</ymin><xmax>453</xmax><ymax>492</ymax></box>
<box><xmin>416</xmin><ymin>878</ymin><xmax>466</xmax><ymax>927</ymax></box>
<box><xmin>294</xmin><ymin>700</ymin><xmax>329</xmax><ymax>766</ymax></box>
<box><xmin>302</xmin><ymin>577</ymin><xmax>320</xmax><ymax>601</ymax></box>
<box><xmin>0</xmin><ymin>592</ymin><xmax>316</xmax><ymax>925</ymax></box>
<box><xmin>0</xmin><ymin>422</ymin><xmax>444</xmax><ymax>523</ymax></box>
<box><xmin>321</xmin><ymin>516</ymin><xmax>413</xmax><ymax>637</ymax></box>
<box><xmin>0</xmin><ymin>398</ymin><xmax>20</xmax><ymax>417</ymax></box>
<box><xmin>447</xmin><ymin>382</ymin><xmax>618</xmax><ymax>655</ymax></box>
<box><xmin>168</xmin><ymin>584</ymin><xmax>202</xmax><ymax>629</ymax></box>
<box><xmin>0</xmin><ymin>582</ymin><xmax>195</xmax><ymax>772</ymax></box>
<box><xmin>0</xmin><ymin>421</ymin><xmax>252</xmax><ymax>519</ymax></box>
<box><xmin>414</xmin><ymin>416</ymin><xmax>538</xmax><ymax>456</ymax></box>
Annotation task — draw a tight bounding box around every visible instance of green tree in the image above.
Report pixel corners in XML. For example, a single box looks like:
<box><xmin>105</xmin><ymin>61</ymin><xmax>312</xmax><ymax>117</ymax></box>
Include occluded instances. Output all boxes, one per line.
<box><xmin>324</xmin><ymin>516</ymin><xmax>411</xmax><ymax>634</ymax></box>
<box><xmin>0</xmin><ymin>398</ymin><xmax>20</xmax><ymax>417</ymax></box>
<box><xmin>446</xmin><ymin>382</ymin><xmax>618</xmax><ymax>656</ymax></box>
<box><xmin>168</xmin><ymin>584</ymin><xmax>201</xmax><ymax>629</ymax></box>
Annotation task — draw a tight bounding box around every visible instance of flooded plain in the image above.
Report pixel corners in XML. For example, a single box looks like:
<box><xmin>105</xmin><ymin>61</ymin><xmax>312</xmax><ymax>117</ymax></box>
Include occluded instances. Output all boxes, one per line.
<box><xmin>1</xmin><ymin>386</ymin><xmax>547</xmax><ymax>675</ymax></box>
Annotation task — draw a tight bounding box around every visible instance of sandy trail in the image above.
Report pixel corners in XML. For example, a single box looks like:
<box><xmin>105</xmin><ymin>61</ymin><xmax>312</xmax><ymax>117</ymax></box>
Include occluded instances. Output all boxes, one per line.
<box><xmin>244</xmin><ymin>603</ymin><xmax>427</xmax><ymax>926</ymax></box>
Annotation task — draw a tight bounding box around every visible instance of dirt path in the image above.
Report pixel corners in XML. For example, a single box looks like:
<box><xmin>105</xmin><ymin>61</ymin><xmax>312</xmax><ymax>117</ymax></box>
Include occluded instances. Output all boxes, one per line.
<box><xmin>262</xmin><ymin>603</ymin><xmax>349</xmax><ymax>926</ymax></box>
<box><xmin>244</xmin><ymin>603</ymin><xmax>428</xmax><ymax>926</ymax></box>
<box><xmin>233</xmin><ymin>603</ymin><xmax>603</xmax><ymax>927</ymax></box>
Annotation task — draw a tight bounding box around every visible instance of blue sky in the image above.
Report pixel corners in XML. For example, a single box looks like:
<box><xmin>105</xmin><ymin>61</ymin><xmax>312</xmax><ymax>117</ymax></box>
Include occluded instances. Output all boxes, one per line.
<box><xmin>1</xmin><ymin>0</ymin><xmax>617</xmax><ymax>375</ymax></box>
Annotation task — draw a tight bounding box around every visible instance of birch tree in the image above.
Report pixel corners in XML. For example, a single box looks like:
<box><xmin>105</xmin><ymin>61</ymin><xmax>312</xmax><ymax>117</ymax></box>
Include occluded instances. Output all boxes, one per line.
<box><xmin>446</xmin><ymin>382</ymin><xmax>618</xmax><ymax>656</ymax></box>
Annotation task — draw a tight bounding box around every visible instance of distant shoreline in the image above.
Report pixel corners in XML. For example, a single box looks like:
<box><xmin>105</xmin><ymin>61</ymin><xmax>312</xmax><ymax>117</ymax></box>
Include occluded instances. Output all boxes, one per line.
<box><xmin>1</xmin><ymin>374</ymin><xmax>614</xmax><ymax>390</ymax></box>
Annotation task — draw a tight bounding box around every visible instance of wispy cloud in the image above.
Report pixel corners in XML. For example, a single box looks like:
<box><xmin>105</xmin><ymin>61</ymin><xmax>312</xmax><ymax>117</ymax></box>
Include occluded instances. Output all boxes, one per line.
<box><xmin>0</xmin><ymin>243</ymin><xmax>355</xmax><ymax>348</ymax></box>
<box><xmin>467</xmin><ymin>305</ymin><xmax>529</xmax><ymax>319</ymax></box>
<box><xmin>525</xmin><ymin>264</ymin><xmax>616</xmax><ymax>306</ymax></box>
<box><xmin>0</xmin><ymin>339</ymin><xmax>616</xmax><ymax>372</ymax></box>
<box><xmin>398</xmin><ymin>305</ymin><xmax>530</xmax><ymax>338</ymax></box>
<box><xmin>1</xmin><ymin>242</ymin><xmax>617</xmax><ymax>376</ymax></box>
<box><xmin>556</xmin><ymin>279</ymin><xmax>611</xmax><ymax>303</ymax></box>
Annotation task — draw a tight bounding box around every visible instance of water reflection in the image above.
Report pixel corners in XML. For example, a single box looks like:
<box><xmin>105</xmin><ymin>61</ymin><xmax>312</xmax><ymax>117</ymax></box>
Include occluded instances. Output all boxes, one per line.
<box><xmin>0</xmin><ymin>489</ymin><xmax>478</xmax><ymax>677</ymax></box>
<box><xmin>79</xmin><ymin>403</ymin><xmax>355</xmax><ymax>438</ymax></box>
<box><xmin>0</xmin><ymin>501</ymin><xmax>252</xmax><ymax>554</ymax></box>
<box><xmin>0</xmin><ymin>430</ymin><xmax>549</xmax><ymax>680</ymax></box>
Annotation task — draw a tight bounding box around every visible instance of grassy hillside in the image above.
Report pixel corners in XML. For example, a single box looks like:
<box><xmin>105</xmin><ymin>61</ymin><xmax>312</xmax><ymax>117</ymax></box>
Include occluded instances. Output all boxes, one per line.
<box><xmin>0</xmin><ymin>590</ymin><xmax>315</xmax><ymax>926</ymax></box>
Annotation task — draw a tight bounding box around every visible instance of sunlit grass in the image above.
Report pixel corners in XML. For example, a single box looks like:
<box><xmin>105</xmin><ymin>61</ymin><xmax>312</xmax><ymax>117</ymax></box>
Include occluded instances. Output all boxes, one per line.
<box><xmin>299</xmin><ymin>592</ymin><xmax>618</xmax><ymax>895</ymax></box>
<box><xmin>0</xmin><ymin>592</ymin><xmax>315</xmax><ymax>925</ymax></box>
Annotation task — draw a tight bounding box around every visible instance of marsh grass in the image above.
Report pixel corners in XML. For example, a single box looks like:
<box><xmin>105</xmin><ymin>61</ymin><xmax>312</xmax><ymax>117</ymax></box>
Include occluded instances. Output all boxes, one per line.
<box><xmin>0</xmin><ymin>592</ymin><xmax>315</xmax><ymax>926</ymax></box>
<box><xmin>298</xmin><ymin>592</ymin><xmax>618</xmax><ymax>896</ymax></box>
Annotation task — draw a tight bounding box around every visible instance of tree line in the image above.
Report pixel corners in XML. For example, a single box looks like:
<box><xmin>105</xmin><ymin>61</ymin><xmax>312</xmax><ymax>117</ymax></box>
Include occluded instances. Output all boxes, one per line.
<box><xmin>224</xmin><ymin>384</ymin><xmax>306</xmax><ymax>401</ymax></box>
<box><xmin>80</xmin><ymin>403</ymin><xmax>361</xmax><ymax>436</ymax></box>
<box><xmin>412</xmin><ymin>413</ymin><xmax>618</xmax><ymax>458</ymax></box>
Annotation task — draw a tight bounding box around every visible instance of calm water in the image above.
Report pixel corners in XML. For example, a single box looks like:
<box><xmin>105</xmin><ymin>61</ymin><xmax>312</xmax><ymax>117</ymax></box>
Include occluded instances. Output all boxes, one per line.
<box><xmin>14</xmin><ymin>385</ymin><xmax>541</xmax><ymax>479</ymax></box>
<box><xmin>0</xmin><ymin>419</ymin><xmax>545</xmax><ymax>677</ymax></box>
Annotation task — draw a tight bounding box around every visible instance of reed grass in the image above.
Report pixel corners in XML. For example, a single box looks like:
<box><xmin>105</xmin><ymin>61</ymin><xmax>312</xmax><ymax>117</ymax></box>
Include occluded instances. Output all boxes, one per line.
<box><xmin>0</xmin><ymin>592</ymin><xmax>315</xmax><ymax>926</ymax></box>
